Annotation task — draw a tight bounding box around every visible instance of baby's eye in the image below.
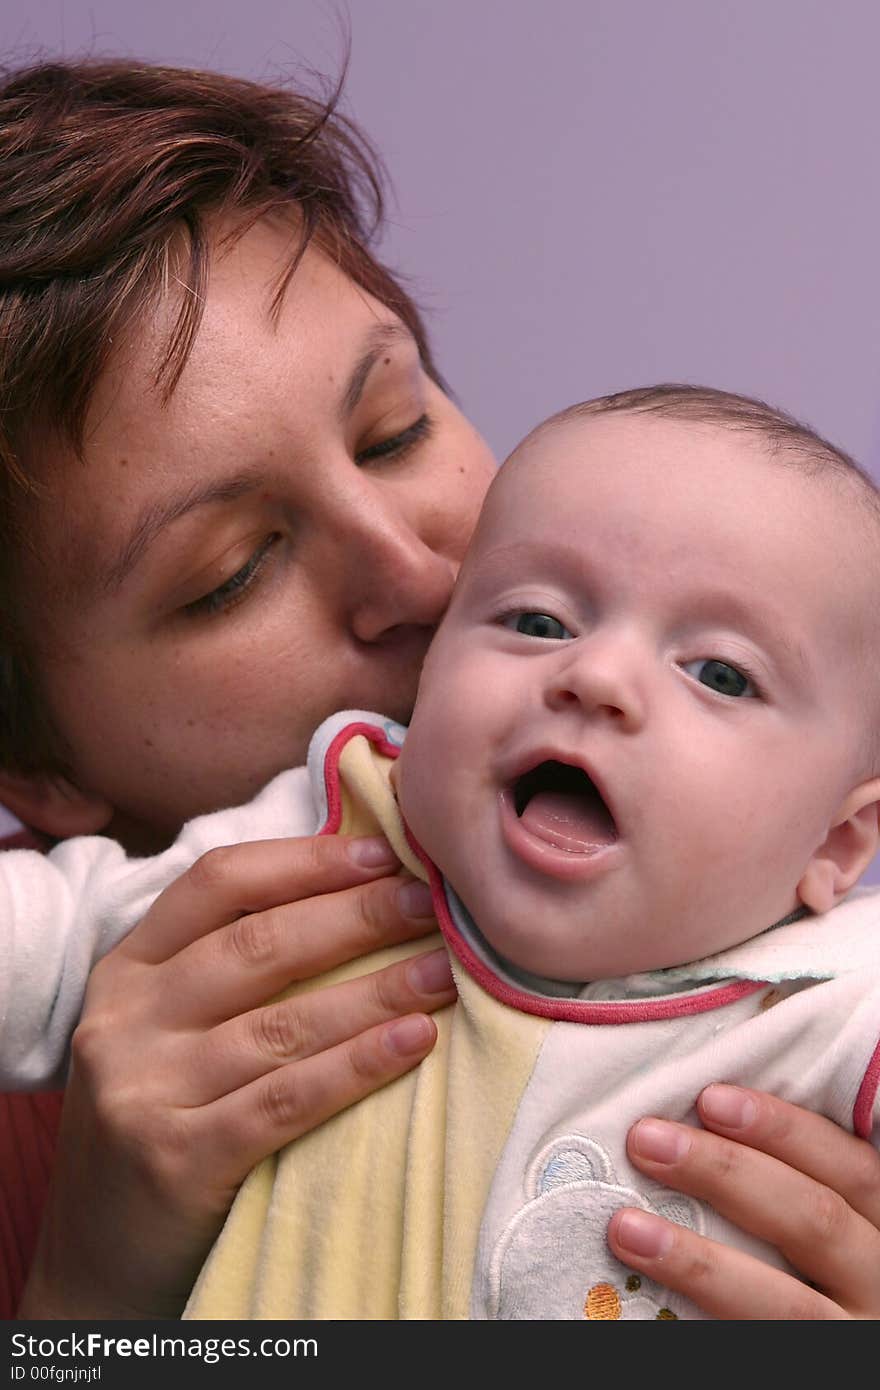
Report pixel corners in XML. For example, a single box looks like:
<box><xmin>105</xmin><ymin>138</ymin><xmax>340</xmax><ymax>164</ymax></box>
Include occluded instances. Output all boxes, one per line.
<box><xmin>504</xmin><ymin>612</ymin><xmax>573</xmax><ymax>640</ymax></box>
<box><xmin>682</xmin><ymin>658</ymin><xmax>756</xmax><ymax>698</ymax></box>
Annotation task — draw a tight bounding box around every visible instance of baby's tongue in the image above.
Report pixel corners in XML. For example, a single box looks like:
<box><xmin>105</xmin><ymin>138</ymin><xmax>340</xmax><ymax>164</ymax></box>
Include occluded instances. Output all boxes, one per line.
<box><xmin>520</xmin><ymin>789</ymin><xmax>616</xmax><ymax>852</ymax></box>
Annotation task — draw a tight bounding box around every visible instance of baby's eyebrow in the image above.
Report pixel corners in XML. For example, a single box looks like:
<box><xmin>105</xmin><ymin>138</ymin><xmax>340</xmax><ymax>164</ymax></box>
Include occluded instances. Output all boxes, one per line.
<box><xmin>462</xmin><ymin>547</ymin><xmax>814</xmax><ymax>683</ymax></box>
<box><xmin>682</xmin><ymin>589</ymin><xmax>814</xmax><ymax>683</ymax></box>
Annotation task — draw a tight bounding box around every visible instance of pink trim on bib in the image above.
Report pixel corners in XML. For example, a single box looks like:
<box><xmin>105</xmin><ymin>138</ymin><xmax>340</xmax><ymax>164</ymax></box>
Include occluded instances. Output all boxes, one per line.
<box><xmin>317</xmin><ymin>718</ymin><xmax>767</xmax><ymax>1026</ymax></box>
<box><xmin>416</xmin><ymin>843</ymin><xmax>765</xmax><ymax>1024</ymax></box>
<box><xmin>853</xmin><ymin>1033</ymin><xmax>880</xmax><ymax>1139</ymax></box>
<box><xmin>317</xmin><ymin>722</ymin><xmax>403</xmax><ymax>836</ymax></box>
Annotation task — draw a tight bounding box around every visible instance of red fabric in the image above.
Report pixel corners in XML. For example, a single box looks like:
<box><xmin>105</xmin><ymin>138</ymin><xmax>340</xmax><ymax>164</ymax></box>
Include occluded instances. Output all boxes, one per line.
<box><xmin>0</xmin><ymin>1090</ymin><xmax>63</xmax><ymax>1317</ymax></box>
<box><xmin>854</xmin><ymin>1030</ymin><xmax>880</xmax><ymax>1140</ymax></box>
<box><xmin>0</xmin><ymin>822</ymin><xmax>63</xmax><ymax>1318</ymax></box>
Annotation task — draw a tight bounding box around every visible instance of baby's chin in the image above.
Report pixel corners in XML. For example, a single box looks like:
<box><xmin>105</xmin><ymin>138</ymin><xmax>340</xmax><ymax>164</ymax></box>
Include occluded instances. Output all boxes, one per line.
<box><xmin>470</xmin><ymin>895</ymin><xmax>724</xmax><ymax>983</ymax></box>
<box><xmin>465</xmin><ymin>903</ymin><xmax>615</xmax><ymax>983</ymax></box>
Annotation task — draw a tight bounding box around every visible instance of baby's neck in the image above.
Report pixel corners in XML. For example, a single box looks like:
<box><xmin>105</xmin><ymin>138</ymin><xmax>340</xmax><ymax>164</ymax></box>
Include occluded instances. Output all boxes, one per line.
<box><xmin>471</xmin><ymin>900</ymin><xmax>811</xmax><ymax>1003</ymax></box>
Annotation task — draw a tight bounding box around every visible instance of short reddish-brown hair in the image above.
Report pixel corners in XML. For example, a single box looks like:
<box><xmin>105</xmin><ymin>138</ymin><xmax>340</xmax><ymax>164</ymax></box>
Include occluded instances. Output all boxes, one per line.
<box><xmin>0</xmin><ymin>57</ymin><xmax>441</xmax><ymax>776</ymax></box>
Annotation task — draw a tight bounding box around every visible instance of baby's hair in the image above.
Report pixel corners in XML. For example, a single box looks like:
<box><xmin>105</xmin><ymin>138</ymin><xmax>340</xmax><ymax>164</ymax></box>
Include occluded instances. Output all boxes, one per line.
<box><xmin>541</xmin><ymin>383</ymin><xmax>880</xmax><ymax>519</ymax></box>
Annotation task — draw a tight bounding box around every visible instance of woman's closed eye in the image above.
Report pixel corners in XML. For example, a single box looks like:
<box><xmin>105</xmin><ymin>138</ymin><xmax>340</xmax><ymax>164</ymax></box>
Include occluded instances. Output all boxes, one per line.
<box><xmin>681</xmin><ymin>657</ymin><xmax>758</xmax><ymax>698</ymax></box>
<box><xmin>355</xmin><ymin>412</ymin><xmax>433</xmax><ymax>465</ymax></box>
<box><xmin>183</xmin><ymin>534</ymin><xmax>281</xmax><ymax>618</ymax></box>
<box><xmin>179</xmin><ymin>413</ymin><xmax>433</xmax><ymax>621</ymax></box>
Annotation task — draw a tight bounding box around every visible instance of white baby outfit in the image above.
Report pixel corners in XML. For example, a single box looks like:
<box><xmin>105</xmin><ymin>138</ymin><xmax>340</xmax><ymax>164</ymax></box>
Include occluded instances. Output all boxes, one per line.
<box><xmin>187</xmin><ymin>713</ymin><xmax>880</xmax><ymax>1320</ymax></box>
<box><xmin>3</xmin><ymin>711</ymin><xmax>878</xmax><ymax>1318</ymax></box>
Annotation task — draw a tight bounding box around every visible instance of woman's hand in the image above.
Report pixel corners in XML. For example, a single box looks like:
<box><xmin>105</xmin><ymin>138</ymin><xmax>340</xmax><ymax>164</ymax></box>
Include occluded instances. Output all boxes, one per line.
<box><xmin>607</xmin><ymin>1085</ymin><xmax>880</xmax><ymax>1318</ymax></box>
<box><xmin>19</xmin><ymin>834</ymin><xmax>452</xmax><ymax>1320</ymax></box>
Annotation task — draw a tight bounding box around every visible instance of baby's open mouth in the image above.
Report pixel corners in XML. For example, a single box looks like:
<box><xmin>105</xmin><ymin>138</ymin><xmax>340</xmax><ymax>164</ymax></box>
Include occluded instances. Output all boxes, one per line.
<box><xmin>513</xmin><ymin>760</ymin><xmax>618</xmax><ymax>852</ymax></box>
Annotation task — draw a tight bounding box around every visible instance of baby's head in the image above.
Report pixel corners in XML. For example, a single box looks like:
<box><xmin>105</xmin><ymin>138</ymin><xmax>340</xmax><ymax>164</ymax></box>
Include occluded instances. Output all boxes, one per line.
<box><xmin>397</xmin><ymin>385</ymin><xmax>880</xmax><ymax>981</ymax></box>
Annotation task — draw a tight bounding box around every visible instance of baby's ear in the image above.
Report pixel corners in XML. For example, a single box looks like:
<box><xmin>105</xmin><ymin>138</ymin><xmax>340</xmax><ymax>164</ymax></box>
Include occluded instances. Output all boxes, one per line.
<box><xmin>797</xmin><ymin>778</ymin><xmax>880</xmax><ymax>914</ymax></box>
<box><xmin>0</xmin><ymin>768</ymin><xmax>113</xmax><ymax>839</ymax></box>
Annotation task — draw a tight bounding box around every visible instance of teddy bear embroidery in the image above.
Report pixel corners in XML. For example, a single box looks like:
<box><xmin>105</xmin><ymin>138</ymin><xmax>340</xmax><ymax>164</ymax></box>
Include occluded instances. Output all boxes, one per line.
<box><xmin>485</xmin><ymin>1134</ymin><xmax>705</xmax><ymax>1319</ymax></box>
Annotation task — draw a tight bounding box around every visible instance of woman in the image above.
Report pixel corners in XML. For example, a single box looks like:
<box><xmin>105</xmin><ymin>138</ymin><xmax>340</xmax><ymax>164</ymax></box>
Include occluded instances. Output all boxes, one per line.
<box><xmin>1</xmin><ymin>58</ymin><xmax>877</xmax><ymax>1320</ymax></box>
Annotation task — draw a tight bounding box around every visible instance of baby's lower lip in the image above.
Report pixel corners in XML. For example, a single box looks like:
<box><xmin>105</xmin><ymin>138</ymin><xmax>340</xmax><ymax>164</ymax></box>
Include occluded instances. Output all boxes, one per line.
<box><xmin>499</xmin><ymin>789</ymin><xmax>623</xmax><ymax>882</ymax></box>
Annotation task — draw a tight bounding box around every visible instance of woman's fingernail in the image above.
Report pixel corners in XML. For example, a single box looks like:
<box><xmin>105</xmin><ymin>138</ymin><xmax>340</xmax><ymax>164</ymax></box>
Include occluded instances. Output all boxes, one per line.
<box><xmin>348</xmin><ymin>836</ymin><xmax>399</xmax><ymax>868</ymax></box>
<box><xmin>700</xmin><ymin>1084</ymin><xmax>757</xmax><ymax>1129</ymax></box>
<box><xmin>631</xmin><ymin>1118</ymin><xmax>691</xmax><ymax>1164</ymax></box>
<box><xmin>407</xmin><ymin>948</ymin><xmax>454</xmax><ymax>996</ymax></box>
<box><xmin>397</xmin><ymin>880</ymin><xmax>435</xmax><ymax>919</ymax></box>
<box><xmin>383</xmin><ymin>1014</ymin><xmax>434</xmax><ymax>1056</ymax></box>
<box><xmin>613</xmin><ymin>1210</ymin><xmax>675</xmax><ymax>1260</ymax></box>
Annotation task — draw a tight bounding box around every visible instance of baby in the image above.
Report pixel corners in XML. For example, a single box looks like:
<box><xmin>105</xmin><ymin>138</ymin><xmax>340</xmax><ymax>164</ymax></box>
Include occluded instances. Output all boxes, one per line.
<box><xmin>186</xmin><ymin>384</ymin><xmax>880</xmax><ymax>1318</ymax></box>
<box><xmin>398</xmin><ymin>384</ymin><xmax>880</xmax><ymax>984</ymax></box>
<box><xmin>4</xmin><ymin>384</ymin><xmax>880</xmax><ymax>1319</ymax></box>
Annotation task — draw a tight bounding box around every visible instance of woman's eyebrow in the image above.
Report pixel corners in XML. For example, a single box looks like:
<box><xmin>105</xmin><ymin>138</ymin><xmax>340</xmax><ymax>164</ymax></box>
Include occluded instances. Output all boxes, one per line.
<box><xmin>99</xmin><ymin>475</ymin><xmax>256</xmax><ymax>594</ymax></box>
<box><xmin>339</xmin><ymin>322</ymin><xmax>415</xmax><ymax>421</ymax></box>
<box><xmin>95</xmin><ymin>324</ymin><xmax>416</xmax><ymax>595</ymax></box>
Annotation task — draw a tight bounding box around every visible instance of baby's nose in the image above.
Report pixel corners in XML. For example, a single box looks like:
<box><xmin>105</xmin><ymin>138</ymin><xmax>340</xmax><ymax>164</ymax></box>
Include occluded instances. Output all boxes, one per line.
<box><xmin>544</xmin><ymin>641</ymin><xmax>646</xmax><ymax>731</ymax></box>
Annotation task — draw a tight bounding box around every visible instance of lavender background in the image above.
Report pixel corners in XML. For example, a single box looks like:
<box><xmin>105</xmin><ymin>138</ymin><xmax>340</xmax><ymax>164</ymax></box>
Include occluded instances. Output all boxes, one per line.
<box><xmin>3</xmin><ymin>1</ymin><xmax>880</xmax><ymax>878</ymax></box>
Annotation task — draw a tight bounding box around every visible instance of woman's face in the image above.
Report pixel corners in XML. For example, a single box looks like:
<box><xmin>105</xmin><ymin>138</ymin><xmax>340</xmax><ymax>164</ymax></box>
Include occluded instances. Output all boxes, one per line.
<box><xmin>23</xmin><ymin>216</ymin><xmax>496</xmax><ymax>849</ymax></box>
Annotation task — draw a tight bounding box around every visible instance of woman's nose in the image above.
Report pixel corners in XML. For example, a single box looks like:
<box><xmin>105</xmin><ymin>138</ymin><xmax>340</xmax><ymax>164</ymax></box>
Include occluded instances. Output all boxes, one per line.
<box><xmin>330</xmin><ymin>487</ymin><xmax>458</xmax><ymax>643</ymax></box>
<box><xmin>544</xmin><ymin>637</ymin><xmax>645</xmax><ymax>730</ymax></box>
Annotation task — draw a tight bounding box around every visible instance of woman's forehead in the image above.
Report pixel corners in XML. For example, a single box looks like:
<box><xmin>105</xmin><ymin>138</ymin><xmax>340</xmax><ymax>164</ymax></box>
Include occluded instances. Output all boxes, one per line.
<box><xmin>95</xmin><ymin>230</ymin><xmax>404</xmax><ymax>424</ymax></box>
<box><xmin>24</xmin><ymin>229</ymin><xmax>422</xmax><ymax>604</ymax></box>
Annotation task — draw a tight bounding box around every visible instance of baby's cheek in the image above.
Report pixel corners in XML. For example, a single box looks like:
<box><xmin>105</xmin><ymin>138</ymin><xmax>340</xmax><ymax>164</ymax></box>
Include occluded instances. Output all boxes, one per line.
<box><xmin>394</xmin><ymin>728</ymin><xmax>434</xmax><ymax>844</ymax></box>
<box><xmin>396</xmin><ymin>706</ymin><xmax>459</xmax><ymax>863</ymax></box>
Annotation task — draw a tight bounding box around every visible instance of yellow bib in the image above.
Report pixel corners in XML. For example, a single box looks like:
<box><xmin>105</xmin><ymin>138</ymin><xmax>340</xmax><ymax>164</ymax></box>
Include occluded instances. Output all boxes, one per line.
<box><xmin>185</xmin><ymin>729</ymin><xmax>550</xmax><ymax>1319</ymax></box>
